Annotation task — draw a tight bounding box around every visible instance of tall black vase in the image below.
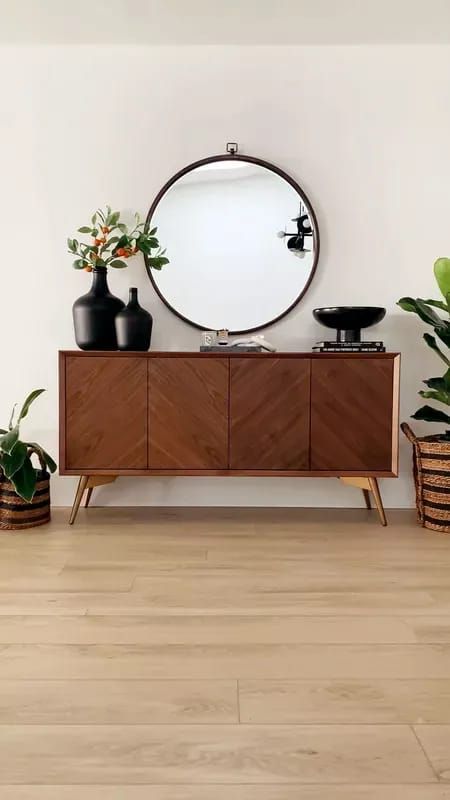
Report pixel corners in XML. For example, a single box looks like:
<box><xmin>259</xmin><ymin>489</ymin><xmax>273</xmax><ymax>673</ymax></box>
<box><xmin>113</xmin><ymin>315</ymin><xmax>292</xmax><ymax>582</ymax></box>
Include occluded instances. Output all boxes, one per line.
<box><xmin>115</xmin><ymin>287</ymin><xmax>153</xmax><ymax>351</ymax></box>
<box><xmin>72</xmin><ymin>268</ymin><xmax>125</xmax><ymax>351</ymax></box>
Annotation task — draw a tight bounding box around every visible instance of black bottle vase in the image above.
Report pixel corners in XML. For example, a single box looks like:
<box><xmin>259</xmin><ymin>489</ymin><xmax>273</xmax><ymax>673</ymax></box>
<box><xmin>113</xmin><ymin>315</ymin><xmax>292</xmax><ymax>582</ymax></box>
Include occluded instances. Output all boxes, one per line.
<box><xmin>72</xmin><ymin>268</ymin><xmax>125</xmax><ymax>351</ymax></box>
<box><xmin>115</xmin><ymin>287</ymin><xmax>153</xmax><ymax>351</ymax></box>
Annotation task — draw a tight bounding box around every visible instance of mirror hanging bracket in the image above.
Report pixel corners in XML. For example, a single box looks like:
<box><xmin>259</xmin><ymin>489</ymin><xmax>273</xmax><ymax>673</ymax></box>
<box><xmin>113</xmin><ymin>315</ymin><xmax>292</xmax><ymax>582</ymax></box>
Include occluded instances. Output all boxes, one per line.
<box><xmin>226</xmin><ymin>142</ymin><xmax>239</xmax><ymax>155</ymax></box>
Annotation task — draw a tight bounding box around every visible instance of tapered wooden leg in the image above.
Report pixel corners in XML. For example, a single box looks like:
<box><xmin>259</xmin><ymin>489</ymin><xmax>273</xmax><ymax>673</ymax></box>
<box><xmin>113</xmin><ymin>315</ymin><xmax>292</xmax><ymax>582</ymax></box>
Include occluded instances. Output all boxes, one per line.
<box><xmin>362</xmin><ymin>489</ymin><xmax>372</xmax><ymax>510</ymax></box>
<box><xmin>85</xmin><ymin>487</ymin><xmax>93</xmax><ymax>508</ymax></box>
<box><xmin>339</xmin><ymin>476</ymin><xmax>388</xmax><ymax>526</ymax></box>
<box><xmin>69</xmin><ymin>475</ymin><xmax>117</xmax><ymax>524</ymax></box>
<box><xmin>69</xmin><ymin>475</ymin><xmax>89</xmax><ymax>525</ymax></box>
<box><xmin>368</xmin><ymin>477</ymin><xmax>387</xmax><ymax>527</ymax></box>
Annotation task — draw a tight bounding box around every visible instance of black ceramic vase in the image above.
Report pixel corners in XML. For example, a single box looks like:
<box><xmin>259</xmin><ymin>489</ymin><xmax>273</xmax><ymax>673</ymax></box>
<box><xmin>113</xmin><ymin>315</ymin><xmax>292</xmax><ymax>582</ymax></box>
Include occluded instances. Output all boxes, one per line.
<box><xmin>115</xmin><ymin>287</ymin><xmax>153</xmax><ymax>351</ymax></box>
<box><xmin>72</xmin><ymin>268</ymin><xmax>125</xmax><ymax>351</ymax></box>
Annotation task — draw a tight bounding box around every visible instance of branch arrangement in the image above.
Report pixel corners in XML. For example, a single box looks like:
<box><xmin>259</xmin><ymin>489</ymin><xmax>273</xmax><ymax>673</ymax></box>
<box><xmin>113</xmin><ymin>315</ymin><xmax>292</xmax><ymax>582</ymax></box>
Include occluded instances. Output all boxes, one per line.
<box><xmin>67</xmin><ymin>206</ymin><xmax>168</xmax><ymax>271</ymax></box>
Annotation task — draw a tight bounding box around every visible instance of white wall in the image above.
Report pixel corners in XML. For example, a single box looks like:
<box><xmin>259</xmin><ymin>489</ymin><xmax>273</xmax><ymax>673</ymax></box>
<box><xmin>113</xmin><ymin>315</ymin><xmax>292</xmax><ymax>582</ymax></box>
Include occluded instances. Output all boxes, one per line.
<box><xmin>0</xmin><ymin>44</ymin><xmax>449</xmax><ymax>508</ymax></box>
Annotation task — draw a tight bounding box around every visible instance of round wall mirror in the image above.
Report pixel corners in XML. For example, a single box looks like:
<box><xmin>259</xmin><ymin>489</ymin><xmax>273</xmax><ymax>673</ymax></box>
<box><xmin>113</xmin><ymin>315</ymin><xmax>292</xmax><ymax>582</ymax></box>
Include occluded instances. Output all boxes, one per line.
<box><xmin>145</xmin><ymin>152</ymin><xmax>320</xmax><ymax>333</ymax></box>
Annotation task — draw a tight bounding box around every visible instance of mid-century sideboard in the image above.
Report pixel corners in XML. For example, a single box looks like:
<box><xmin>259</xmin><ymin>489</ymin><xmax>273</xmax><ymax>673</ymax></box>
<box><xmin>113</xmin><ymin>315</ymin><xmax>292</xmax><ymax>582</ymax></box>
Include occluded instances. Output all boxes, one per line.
<box><xmin>59</xmin><ymin>351</ymin><xmax>400</xmax><ymax>525</ymax></box>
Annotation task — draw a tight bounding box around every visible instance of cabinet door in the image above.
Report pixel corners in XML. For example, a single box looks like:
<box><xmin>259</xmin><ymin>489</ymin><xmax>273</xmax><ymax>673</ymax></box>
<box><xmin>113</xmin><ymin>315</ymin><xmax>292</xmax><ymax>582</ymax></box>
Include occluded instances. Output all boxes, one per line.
<box><xmin>310</xmin><ymin>358</ymin><xmax>395</xmax><ymax>471</ymax></box>
<box><xmin>148</xmin><ymin>357</ymin><xmax>228</xmax><ymax>469</ymax></box>
<box><xmin>230</xmin><ymin>358</ymin><xmax>311</xmax><ymax>470</ymax></box>
<box><xmin>65</xmin><ymin>356</ymin><xmax>148</xmax><ymax>470</ymax></box>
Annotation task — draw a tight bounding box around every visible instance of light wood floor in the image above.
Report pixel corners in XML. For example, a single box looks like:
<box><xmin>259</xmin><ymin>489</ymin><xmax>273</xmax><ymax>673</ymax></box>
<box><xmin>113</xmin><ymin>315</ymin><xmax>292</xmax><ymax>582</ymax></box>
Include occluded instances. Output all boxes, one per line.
<box><xmin>1</xmin><ymin>506</ymin><xmax>450</xmax><ymax>798</ymax></box>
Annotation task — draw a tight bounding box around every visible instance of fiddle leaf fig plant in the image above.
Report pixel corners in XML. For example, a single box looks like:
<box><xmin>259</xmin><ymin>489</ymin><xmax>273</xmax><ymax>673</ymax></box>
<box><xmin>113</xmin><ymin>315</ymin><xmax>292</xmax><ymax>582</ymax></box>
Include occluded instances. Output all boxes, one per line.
<box><xmin>68</xmin><ymin>206</ymin><xmax>169</xmax><ymax>272</ymax></box>
<box><xmin>398</xmin><ymin>257</ymin><xmax>450</xmax><ymax>437</ymax></box>
<box><xmin>0</xmin><ymin>390</ymin><xmax>57</xmax><ymax>502</ymax></box>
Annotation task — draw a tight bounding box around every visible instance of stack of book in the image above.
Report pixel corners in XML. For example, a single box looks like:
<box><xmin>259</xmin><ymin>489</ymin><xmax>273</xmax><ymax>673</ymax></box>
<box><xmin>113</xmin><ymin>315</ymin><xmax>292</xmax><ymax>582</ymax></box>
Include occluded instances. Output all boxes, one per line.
<box><xmin>313</xmin><ymin>341</ymin><xmax>386</xmax><ymax>353</ymax></box>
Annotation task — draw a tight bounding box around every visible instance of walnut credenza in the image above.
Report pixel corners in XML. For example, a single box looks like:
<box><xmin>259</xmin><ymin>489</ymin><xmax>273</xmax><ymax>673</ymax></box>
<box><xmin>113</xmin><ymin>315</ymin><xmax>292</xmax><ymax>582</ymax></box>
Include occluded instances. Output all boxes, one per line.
<box><xmin>59</xmin><ymin>351</ymin><xmax>400</xmax><ymax>525</ymax></box>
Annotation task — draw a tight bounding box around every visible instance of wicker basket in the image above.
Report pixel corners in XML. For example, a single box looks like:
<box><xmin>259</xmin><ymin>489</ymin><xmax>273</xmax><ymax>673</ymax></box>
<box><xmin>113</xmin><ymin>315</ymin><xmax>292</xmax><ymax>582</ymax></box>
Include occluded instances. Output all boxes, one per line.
<box><xmin>0</xmin><ymin>469</ymin><xmax>50</xmax><ymax>530</ymax></box>
<box><xmin>401</xmin><ymin>422</ymin><xmax>450</xmax><ymax>533</ymax></box>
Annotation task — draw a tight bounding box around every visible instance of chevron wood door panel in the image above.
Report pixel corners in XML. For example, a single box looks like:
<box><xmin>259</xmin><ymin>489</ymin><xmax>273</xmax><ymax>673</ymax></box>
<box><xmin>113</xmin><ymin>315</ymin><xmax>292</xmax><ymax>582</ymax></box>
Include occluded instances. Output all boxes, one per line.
<box><xmin>65</xmin><ymin>356</ymin><xmax>147</xmax><ymax>470</ymax></box>
<box><xmin>148</xmin><ymin>357</ymin><xmax>229</xmax><ymax>469</ymax></box>
<box><xmin>310</xmin><ymin>358</ymin><xmax>395</xmax><ymax>472</ymax></box>
<box><xmin>230</xmin><ymin>358</ymin><xmax>311</xmax><ymax>470</ymax></box>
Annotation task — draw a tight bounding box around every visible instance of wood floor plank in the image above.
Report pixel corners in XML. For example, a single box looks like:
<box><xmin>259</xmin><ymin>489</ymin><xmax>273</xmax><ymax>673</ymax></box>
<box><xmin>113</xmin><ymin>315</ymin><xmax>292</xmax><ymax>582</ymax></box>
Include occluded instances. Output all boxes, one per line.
<box><xmin>0</xmin><ymin>680</ymin><xmax>238</xmax><ymax>724</ymax></box>
<box><xmin>0</xmin><ymin>614</ymin><xmax>413</xmax><ymax>644</ymax></box>
<box><xmin>239</xmin><ymin>679</ymin><xmax>450</xmax><ymax>723</ymax></box>
<box><xmin>6</xmin><ymin>591</ymin><xmax>450</xmax><ymax>616</ymax></box>
<box><xmin>0</xmin><ymin>724</ymin><xmax>435</xmax><ymax>784</ymax></box>
<box><xmin>413</xmin><ymin>725</ymin><xmax>450</xmax><ymax>781</ymax></box>
<box><xmin>1</xmin><ymin>643</ymin><xmax>450</xmax><ymax>679</ymax></box>
<box><xmin>1</xmin><ymin>787</ymin><xmax>450</xmax><ymax>800</ymax></box>
<box><xmin>405</xmin><ymin>618</ymin><xmax>450</xmax><ymax>643</ymax></box>
<box><xmin>0</xmin><ymin>572</ymin><xmax>135</xmax><ymax>592</ymax></box>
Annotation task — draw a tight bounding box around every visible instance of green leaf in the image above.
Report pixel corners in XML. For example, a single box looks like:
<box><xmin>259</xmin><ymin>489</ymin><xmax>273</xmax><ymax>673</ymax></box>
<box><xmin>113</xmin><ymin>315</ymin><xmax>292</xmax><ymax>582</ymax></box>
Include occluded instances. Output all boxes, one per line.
<box><xmin>24</xmin><ymin>442</ymin><xmax>57</xmax><ymax>473</ymax></box>
<box><xmin>0</xmin><ymin>441</ymin><xmax>28</xmax><ymax>479</ymax></box>
<box><xmin>10</xmin><ymin>457</ymin><xmax>37</xmax><ymax>502</ymax></box>
<box><xmin>423</xmin><ymin>299</ymin><xmax>449</xmax><ymax>312</ymax></box>
<box><xmin>424</xmin><ymin>376</ymin><xmax>447</xmax><ymax>391</ymax></box>
<box><xmin>419</xmin><ymin>389</ymin><xmax>450</xmax><ymax>405</ymax></box>
<box><xmin>423</xmin><ymin>333</ymin><xmax>450</xmax><ymax>366</ymax></box>
<box><xmin>17</xmin><ymin>389</ymin><xmax>45</xmax><ymax>423</ymax></box>
<box><xmin>78</xmin><ymin>226</ymin><xmax>92</xmax><ymax>233</ymax></box>
<box><xmin>435</xmin><ymin>327</ymin><xmax>450</xmax><ymax>348</ymax></box>
<box><xmin>412</xmin><ymin>404</ymin><xmax>450</xmax><ymax>425</ymax></box>
<box><xmin>0</xmin><ymin>429</ymin><xmax>7</xmax><ymax>435</ymax></box>
<box><xmin>117</xmin><ymin>223</ymin><xmax>128</xmax><ymax>233</ymax></box>
<box><xmin>91</xmin><ymin>213</ymin><xmax>97</xmax><ymax>226</ymax></box>
<box><xmin>0</xmin><ymin>426</ymin><xmax>19</xmax><ymax>455</ymax></box>
<box><xmin>415</xmin><ymin>298</ymin><xmax>447</xmax><ymax>329</ymax></box>
<box><xmin>109</xmin><ymin>259</ymin><xmax>127</xmax><ymax>269</ymax></box>
<box><xmin>73</xmin><ymin>259</ymin><xmax>86</xmax><ymax>269</ymax></box>
<box><xmin>109</xmin><ymin>211</ymin><xmax>120</xmax><ymax>225</ymax></box>
<box><xmin>67</xmin><ymin>238</ymin><xmax>77</xmax><ymax>254</ymax></box>
<box><xmin>434</xmin><ymin>258</ymin><xmax>450</xmax><ymax>299</ymax></box>
<box><xmin>398</xmin><ymin>296</ymin><xmax>418</xmax><ymax>312</ymax></box>
<box><xmin>148</xmin><ymin>227</ymin><xmax>157</xmax><ymax>236</ymax></box>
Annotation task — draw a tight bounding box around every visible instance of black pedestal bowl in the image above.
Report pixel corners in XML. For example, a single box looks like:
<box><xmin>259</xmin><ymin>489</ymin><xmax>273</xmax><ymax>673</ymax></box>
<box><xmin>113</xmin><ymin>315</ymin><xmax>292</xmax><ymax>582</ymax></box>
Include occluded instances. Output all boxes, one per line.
<box><xmin>313</xmin><ymin>306</ymin><xmax>386</xmax><ymax>343</ymax></box>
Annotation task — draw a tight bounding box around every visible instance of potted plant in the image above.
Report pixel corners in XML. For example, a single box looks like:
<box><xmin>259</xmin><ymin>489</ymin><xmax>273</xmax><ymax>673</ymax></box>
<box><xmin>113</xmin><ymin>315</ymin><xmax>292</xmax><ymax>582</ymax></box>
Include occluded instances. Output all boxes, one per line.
<box><xmin>398</xmin><ymin>257</ymin><xmax>450</xmax><ymax>532</ymax></box>
<box><xmin>0</xmin><ymin>390</ymin><xmax>57</xmax><ymax>530</ymax></box>
<box><xmin>68</xmin><ymin>206</ymin><xmax>168</xmax><ymax>350</ymax></box>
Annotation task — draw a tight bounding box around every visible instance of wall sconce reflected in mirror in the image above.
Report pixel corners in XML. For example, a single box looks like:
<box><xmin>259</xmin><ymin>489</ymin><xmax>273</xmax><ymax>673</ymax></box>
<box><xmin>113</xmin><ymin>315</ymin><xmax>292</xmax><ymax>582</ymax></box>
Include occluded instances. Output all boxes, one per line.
<box><xmin>277</xmin><ymin>202</ymin><xmax>313</xmax><ymax>259</ymax></box>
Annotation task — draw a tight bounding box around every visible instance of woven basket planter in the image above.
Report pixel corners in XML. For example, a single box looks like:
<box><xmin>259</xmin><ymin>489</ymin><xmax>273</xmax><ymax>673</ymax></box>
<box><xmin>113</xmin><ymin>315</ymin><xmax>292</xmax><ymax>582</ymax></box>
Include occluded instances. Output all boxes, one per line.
<box><xmin>0</xmin><ymin>470</ymin><xmax>50</xmax><ymax>530</ymax></box>
<box><xmin>401</xmin><ymin>422</ymin><xmax>450</xmax><ymax>533</ymax></box>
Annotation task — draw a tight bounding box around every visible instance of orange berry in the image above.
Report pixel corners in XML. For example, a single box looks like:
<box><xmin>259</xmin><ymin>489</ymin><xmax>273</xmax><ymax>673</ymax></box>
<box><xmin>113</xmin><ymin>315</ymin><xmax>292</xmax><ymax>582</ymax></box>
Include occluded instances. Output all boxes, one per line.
<box><xmin>94</xmin><ymin>238</ymin><xmax>102</xmax><ymax>246</ymax></box>
<box><xmin>102</xmin><ymin>226</ymin><xmax>110</xmax><ymax>234</ymax></box>
<box><xmin>117</xmin><ymin>248</ymin><xmax>125</xmax><ymax>256</ymax></box>
<box><xmin>84</xmin><ymin>266</ymin><xmax>92</xmax><ymax>272</ymax></box>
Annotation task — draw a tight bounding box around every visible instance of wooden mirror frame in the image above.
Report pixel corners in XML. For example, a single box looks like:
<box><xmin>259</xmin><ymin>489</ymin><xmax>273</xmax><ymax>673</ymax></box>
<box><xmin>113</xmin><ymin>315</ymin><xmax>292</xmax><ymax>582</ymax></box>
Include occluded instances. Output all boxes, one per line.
<box><xmin>144</xmin><ymin>153</ymin><xmax>320</xmax><ymax>334</ymax></box>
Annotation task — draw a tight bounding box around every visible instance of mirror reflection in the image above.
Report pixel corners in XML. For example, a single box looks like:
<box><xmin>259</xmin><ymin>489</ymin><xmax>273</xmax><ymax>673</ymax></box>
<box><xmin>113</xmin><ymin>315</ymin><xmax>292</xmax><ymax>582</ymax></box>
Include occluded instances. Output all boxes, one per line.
<box><xmin>146</xmin><ymin>157</ymin><xmax>319</xmax><ymax>332</ymax></box>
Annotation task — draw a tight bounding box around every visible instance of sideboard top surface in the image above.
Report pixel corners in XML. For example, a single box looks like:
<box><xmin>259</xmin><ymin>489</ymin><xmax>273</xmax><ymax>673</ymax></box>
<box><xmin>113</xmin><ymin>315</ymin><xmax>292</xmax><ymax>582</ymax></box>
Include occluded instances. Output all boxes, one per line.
<box><xmin>60</xmin><ymin>350</ymin><xmax>400</xmax><ymax>359</ymax></box>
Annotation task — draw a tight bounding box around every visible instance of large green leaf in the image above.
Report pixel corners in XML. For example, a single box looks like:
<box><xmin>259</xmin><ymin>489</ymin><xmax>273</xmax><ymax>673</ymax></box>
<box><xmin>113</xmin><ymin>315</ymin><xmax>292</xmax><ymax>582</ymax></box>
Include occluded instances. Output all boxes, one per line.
<box><xmin>423</xmin><ymin>333</ymin><xmax>450</xmax><ymax>366</ymax></box>
<box><xmin>412</xmin><ymin>405</ymin><xmax>450</xmax><ymax>425</ymax></box>
<box><xmin>0</xmin><ymin>441</ymin><xmax>28</xmax><ymax>479</ymax></box>
<box><xmin>24</xmin><ymin>442</ymin><xmax>57</xmax><ymax>473</ymax></box>
<box><xmin>10</xmin><ymin>457</ymin><xmax>37</xmax><ymax>502</ymax></box>
<box><xmin>17</xmin><ymin>389</ymin><xmax>45</xmax><ymax>423</ymax></box>
<box><xmin>434</xmin><ymin>258</ymin><xmax>450</xmax><ymax>299</ymax></box>
<box><xmin>398</xmin><ymin>297</ymin><xmax>417</xmax><ymax>312</ymax></box>
<box><xmin>0</xmin><ymin>426</ymin><xmax>19</xmax><ymax>455</ymax></box>
<box><xmin>415</xmin><ymin>298</ymin><xmax>447</xmax><ymax>329</ymax></box>
<box><xmin>419</xmin><ymin>389</ymin><xmax>450</xmax><ymax>405</ymax></box>
<box><xmin>436</xmin><ymin>327</ymin><xmax>450</xmax><ymax>348</ymax></box>
<box><xmin>424</xmin><ymin>376</ymin><xmax>447</xmax><ymax>391</ymax></box>
<box><xmin>423</xmin><ymin>299</ymin><xmax>449</xmax><ymax>312</ymax></box>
